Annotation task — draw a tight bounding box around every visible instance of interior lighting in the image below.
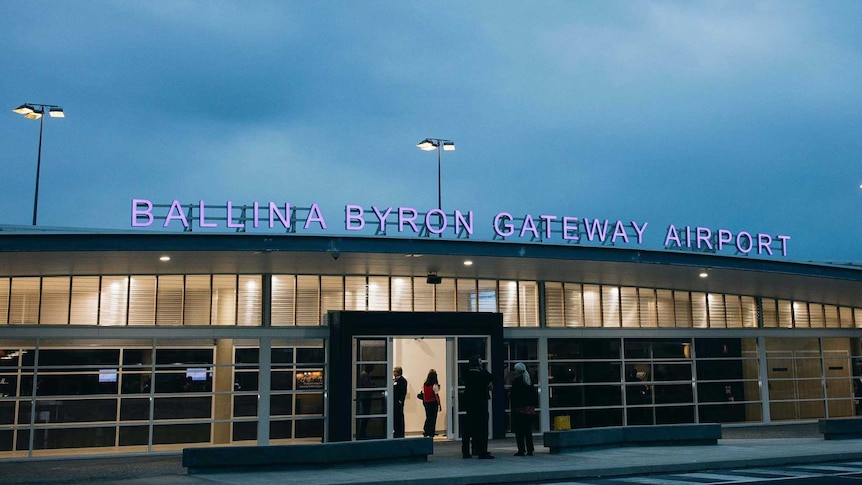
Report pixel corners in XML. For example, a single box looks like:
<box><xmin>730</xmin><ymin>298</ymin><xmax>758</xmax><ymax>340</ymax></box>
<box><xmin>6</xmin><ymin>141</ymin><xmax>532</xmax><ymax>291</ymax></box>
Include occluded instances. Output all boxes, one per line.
<box><xmin>159</xmin><ymin>255</ymin><xmax>171</xmax><ymax>262</ymax></box>
<box><xmin>699</xmin><ymin>272</ymin><xmax>708</xmax><ymax>278</ymax></box>
<box><xmin>463</xmin><ymin>260</ymin><xmax>473</xmax><ymax>266</ymax></box>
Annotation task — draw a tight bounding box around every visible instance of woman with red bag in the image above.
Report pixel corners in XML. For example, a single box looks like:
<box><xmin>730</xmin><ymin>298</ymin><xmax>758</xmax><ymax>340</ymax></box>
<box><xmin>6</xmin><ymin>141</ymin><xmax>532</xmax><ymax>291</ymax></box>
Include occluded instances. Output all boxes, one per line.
<box><xmin>421</xmin><ymin>369</ymin><xmax>442</xmax><ymax>437</ymax></box>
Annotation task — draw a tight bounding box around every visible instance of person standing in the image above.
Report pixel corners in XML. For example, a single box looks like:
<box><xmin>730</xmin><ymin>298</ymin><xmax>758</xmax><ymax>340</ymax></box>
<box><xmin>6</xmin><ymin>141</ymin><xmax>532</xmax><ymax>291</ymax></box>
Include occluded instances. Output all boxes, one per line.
<box><xmin>462</xmin><ymin>355</ymin><xmax>494</xmax><ymax>459</ymax></box>
<box><xmin>393</xmin><ymin>366</ymin><xmax>407</xmax><ymax>438</ymax></box>
<box><xmin>421</xmin><ymin>369</ymin><xmax>442</xmax><ymax>437</ymax></box>
<box><xmin>509</xmin><ymin>362</ymin><xmax>536</xmax><ymax>456</ymax></box>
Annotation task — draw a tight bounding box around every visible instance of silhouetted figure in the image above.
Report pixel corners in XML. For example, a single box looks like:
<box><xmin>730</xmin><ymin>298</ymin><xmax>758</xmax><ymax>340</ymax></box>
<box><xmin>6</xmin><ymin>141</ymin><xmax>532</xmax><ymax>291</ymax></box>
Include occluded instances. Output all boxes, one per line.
<box><xmin>393</xmin><ymin>366</ymin><xmax>407</xmax><ymax>438</ymax></box>
<box><xmin>462</xmin><ymin>356</ymin><xmax>493</xmax><ymax>459</ymax></box>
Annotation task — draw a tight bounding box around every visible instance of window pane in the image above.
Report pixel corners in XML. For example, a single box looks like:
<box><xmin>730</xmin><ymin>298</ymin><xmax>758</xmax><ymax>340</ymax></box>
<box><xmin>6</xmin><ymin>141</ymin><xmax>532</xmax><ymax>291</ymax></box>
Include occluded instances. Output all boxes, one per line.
<box><xmin>184</xmin><ymin>275</ymin><xmax>211</xmax><ymax>325</ymax></box>
<box><xmin>544</xmin><ymin>282</ymin><xmax>564</xmax><ymax>328</ymax></box>
<box><xmin>725</xmin><ymin>295</ymin><xmax>742</xmax><ymax>328</ymax></box>
<box><xmin>707</xmin><ymin>294</ymin><xmax>726</xmax><ymax>328</ymax></box>
<box><xmin>69</xmin><ymin>276</ymin><xmax>99</xmax><ymax>325</ymax></box>
<box><xmin>345</xmin><ymin>276</ymin><xmax>366</xmax><ymax>311</ymax></box>
<box><xmin>100</xmin><ymin>277</ymin><xmax>128</xmax><ymax>326</ymax></box>
<box><xmin>156</xmin><ymin>275</ymin><xmax>183</xmax><ymax>326</ymax></box>
<box><xmin>741</xmin><ymin>297</ymin><xmax>757</xmax><ymax>328</ymax></box>
<box><xmin>657</xmin><ymin>290</ymin><xmax>674</xmax><ymax>328</ymax></box>
<box><xmin>128</xmin><ymin>276</ymin><xmax>156</xmax><ymax>326</ymax></box>
<box><xmin>456</xmin><ymin>279</ymin><xmax>475</xmax><ymax>312</ymax></box>
<box><xmin>212</xmin><ymin>275</ymin><xmax>236</xmax><ymax>325</ymax></box>
<box><xmin>413</xmin><ymin>277</ymin><xmax>434</xmax><ymax>312</ymax></box>
<box><xmin>0</xmin><ymin>277</ymin><xmax>8</xmax><ymax>324</ymax></box>
<box><xmin>691</xmin><ymin>292</ymin><xmax>707</xmax><ymax>328</ymax></box>
<box><xmin>320</xmin><ymin>276</ymin><xmax>343</xmax><ymax>325</ymax></box>
<box><xmin>519</xmin><ymin>281</ymin><xmax>539</xmax><ymax>327</ymax></box>
<box><xmin>602</xmin><ymin>286</ymin><xmax>620</xmax><ymax>327</ymax></box>
<box><xmin>761</xmin><ymin>298</ymin><xmax>778</xmax><ymax>328</ymax></box>
<box><xmin>390</xmin><ymin>277</ymin><xmax>412</xmax><ymax>312</ymax></box>
<box><xmin>583</xmin><ymin>285</ymin><xmax>601</xmax><ymax>327</ymax></box>
<box><xmin>9</xmin><ymin>277</ymin><xmax>40</xmax><ymax>325</ymax></box>
<box><xmin>565</xmin><ymin>283</ymin><xmax>584</xmax><ymax>327</ymax></box>
<box><xmin>499</xmin><ymin>281</ymin><xmax>518</xmax><ymax>327</ymax></box>
<box><xmin>271</xmin><ymin>275</ymin><xmax>296</xmax><ymax>326</ymax></box>
<box><xmin>367</xmin><ymin>277</ymin><xmax>389</xmax><ymax>311</ymax></box>
<box><xmin>620</xmin><ymin>287</ymin><xmax>639</xmax><ymax>328</ymax></box>
<box><xmin>40</xmin><ymin>276</ymin><xmax>70</xmax><ymax>325</ymax></box>
<box><xmin>477</xmin><ymin>280</ymin><xmax>497</xmax><ymax>313</ymax></box>
<box><xmin>237</xmin><ymin>275</ymin><xmax>261</xmax><ymax>326</ymax></box>
<box><xmin>673</xmin><ymin>291</ymin><xmax>692</xmax><ymax>328</ymax></box>
<box><xmin>638</xmin><ymin>288</ymin><xmax>657</xmax><ymax>328</ymax></box>
<box><xmin>434</xmin><ymin>278</ymin><xmax>456</xmax><ymax>311</ymax></box>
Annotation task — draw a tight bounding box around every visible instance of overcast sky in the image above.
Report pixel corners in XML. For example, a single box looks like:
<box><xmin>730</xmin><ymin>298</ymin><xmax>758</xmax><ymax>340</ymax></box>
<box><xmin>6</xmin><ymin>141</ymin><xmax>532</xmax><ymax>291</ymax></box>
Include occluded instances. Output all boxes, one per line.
<box><xmin>1</xmin><ymin>2</ymin><xmax>860</xmax><ymax>264</ymax></box>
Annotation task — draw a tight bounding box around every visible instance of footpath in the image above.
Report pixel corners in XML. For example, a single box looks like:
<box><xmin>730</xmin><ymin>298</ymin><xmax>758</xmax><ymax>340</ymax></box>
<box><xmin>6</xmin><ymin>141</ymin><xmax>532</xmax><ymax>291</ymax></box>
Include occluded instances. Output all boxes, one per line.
<box><xmin>2</xmin><ymin>424</ymin><xmax>862</xmax><ymax>485</ymax></box>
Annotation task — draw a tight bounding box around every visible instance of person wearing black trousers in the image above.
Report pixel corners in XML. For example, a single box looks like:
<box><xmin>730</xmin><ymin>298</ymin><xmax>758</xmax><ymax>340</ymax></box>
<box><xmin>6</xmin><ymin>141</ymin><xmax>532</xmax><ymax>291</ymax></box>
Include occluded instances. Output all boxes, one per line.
<box><xmin>393</xmin><ymin>366</ymin><xmax>408</xmax><ymax>438</ymax></box>
<box><xmin>462</xmin><ymin>356</ymin><xmax>494</xmax><ymax>459</ymax></box>
<box><xmin>509</xmin><ymin>362</ymin><xmax>536</xmax><ymax>456</ymax></box>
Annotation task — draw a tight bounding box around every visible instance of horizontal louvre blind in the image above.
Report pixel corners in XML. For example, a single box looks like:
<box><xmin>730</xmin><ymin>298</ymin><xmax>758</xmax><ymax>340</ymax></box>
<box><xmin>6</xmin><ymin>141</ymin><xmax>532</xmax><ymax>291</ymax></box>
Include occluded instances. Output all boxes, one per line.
<box><xmin>583</xmin><ymin>284</ymin><xmax>601</xmax><ymax>327</ymax></box>
<box><xmin>708</xmin><ymin>294</ymin><xmax>727</xmax><ymax>328</ymax></box>
<box><xmin>0</xmin><ymin>278</ymin><xmax>8</xmax><ymax>324</ymax></box>
<box><xmin>639</xmin><ymin>288</ymin><xmax>658</xmax><ymax>328</ymax></box>
<box><xmin>156</xmin><ymin>275</ymin><xmax>183</xmax><ymax>326</ymax></box>
<box><xmin>808</xmin><ymin>303</ymin><xmax>825</xmax><ymax>328</ymax></box>
<box><xmin>741</xmin><ymin>296</ymin><xmax>757</xmax><ymax>328</ymax></box>
<box><xmin>601</xmin><ymin>286</ymin><xmax>620</xmax><ymax>327</ymax></box>
<box><xmin>435</xmin><ymin>278</ymin><xmax>456</xmax><ymax>312</ymax></box>
<box><xmin>237</xmin><ymin>275</ymin><xmax>262</xmax><ymax>326</ymax></box>
<box><xmin>564</xmin><ymin>283</ymin><xmax>584</xmax><ymax>327</ymax></box>
<box><xmin>825</xmin><ymin>305</ymin><xmax>840</xmax><ymax>328</ymax></box>
<box><xmin>184</xmin><ymin>275</ymin><xmax>211</xmax><ymax>325</ymax></box>
<box><xmin>70</xmin><ymin>276</ymin><xmax>100</xmax><ymax>325</ymax></box>
<box><xmin>320</xmin><ymin>276</ymin><xmax>343</xmax><ymax>325</ymax></box>
<box><xmin>345</xmin><ymin>276</ymin><xmax>366</xmax><ymax>311</ymax></box>
<box><xmin>99</xmin><ymin>276</ymin><xmax>128</xmax><ymax>326</ymax></box>
<box><xmin>477</xmin><ymin>280</ymin><xmax>497</xmax><ymax>313</ymax></box>
<box><xmin>368</xmin><ymin>276</ymin><xmax>389</xmax><ymax>311</ymax></box>
<box><xmin>656</xmin><ymin>290</ymin><xmax>674</xmax><ymax>328</ymax></box>
<box><xmin>620</xmin><ymin>287</ymin><xmax>639</xmax><ymax>328</ymax></box>
<box><xmin>212</xmin><ymin>275</ymin><xmax>237</xmax><ymax>325</ymax></box>
<box><xmin>40</xmin><ymin>276</ymin><xmax>70</xmax><ymax>325</ymax></box>
<box><xmin>519</xmin><ymin>281</ymin><xmax>539</xmax><ymax>327</ymax></box>
<box><xmin>793</xmin><ymin>302</ymin><xmax>810</xmax><ymax>328</ymax></box>
<box><xmin>777</xmin><ymin>300</ymin><xmax>793</xmax><ymax>328</ymax></box>
<box><xmin>673</xmin><ymin>291</ymin><xmax>692</xmax><ymax>328</ymax></box>
<box><xmin>390</xmin><ymin>277</ymin><xmax>412</xmax><ymax>312</ymax></box>
<box><xmin>413</xmin><ymin>277</ymin><xmax>434</xmax><ymax>312</ymax></box>
<box><xmin>839</xmin><ymin>306</ymin><xmax>854</xmax><ymax>328</ymax></box>
<box><xmin>128</xmin><ymin>275</ymin><xmax>156</xmax><ymax>326</ymax></box>
<box><xmin>271</xmin><ymin>275</ymin><xmax>296</xmax><ymax>326</ymax></box>
<box><xmin>691</xmin><ymin>292</ymin><xmax>707</xmax><ymax>328</ymax></box>
<box><xmin>457</xmin><ymin>279</ymin><xmax>476</xmax><ymax>312</ymax></box>
<box><xmin>761</xmin><ymin>298</ymin><xmax>778</xmax><ymax>327</ymax></box>
<box><xmin>544</xmin><ymin>282</ymin><xmax>564</xmax><ymax>328</ymax></box>
<box><xmin>499</xmin><ymin>281</ymin><xmax>518</xmax><ymax>327</ymax></box>
<box><xmin>725</xmin><ymin>295</ymin><xmax>742</xmax><ymax>328</ymax></box>
<box><xmin>9</xmin><ymin>277</ymin><xmax>40</xmax><ymax>324</ymax></box>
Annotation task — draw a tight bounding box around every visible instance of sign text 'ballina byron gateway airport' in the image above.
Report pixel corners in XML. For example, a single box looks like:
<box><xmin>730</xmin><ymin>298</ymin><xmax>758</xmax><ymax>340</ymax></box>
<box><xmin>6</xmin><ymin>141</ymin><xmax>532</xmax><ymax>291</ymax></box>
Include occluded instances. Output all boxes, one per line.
<box><xmin>131</xmin><ymin>199</ymin><xmax>791</xmax><ymax>257</ymax></box>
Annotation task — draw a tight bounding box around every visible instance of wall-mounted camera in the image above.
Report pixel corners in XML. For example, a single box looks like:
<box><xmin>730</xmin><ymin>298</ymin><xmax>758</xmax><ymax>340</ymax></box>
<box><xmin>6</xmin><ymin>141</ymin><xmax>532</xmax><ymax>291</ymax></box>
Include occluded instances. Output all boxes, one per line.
<box><xmin>426</xmin><ymin>272</ymin><xmax>442</xmax><ymax>285</ymax></box>
<box><xmin>330</xmin><ymin>250</ymin><xmax>340</xmax><ymax>261</ymax></box>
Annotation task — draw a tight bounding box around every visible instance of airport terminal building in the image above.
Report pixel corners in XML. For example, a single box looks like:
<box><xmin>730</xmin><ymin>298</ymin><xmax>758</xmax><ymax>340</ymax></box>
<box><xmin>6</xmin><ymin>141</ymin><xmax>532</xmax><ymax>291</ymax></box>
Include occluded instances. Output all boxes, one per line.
<box><xmin>1</xmin><ymin>208</ymin><xmax>861</xmax><ymax>459</ymax></box>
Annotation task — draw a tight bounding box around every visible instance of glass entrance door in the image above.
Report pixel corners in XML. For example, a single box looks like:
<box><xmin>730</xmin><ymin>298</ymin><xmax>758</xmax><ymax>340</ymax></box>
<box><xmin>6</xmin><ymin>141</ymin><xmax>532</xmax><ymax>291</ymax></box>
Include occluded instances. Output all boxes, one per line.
<box><xmin>353</xmin><ymin>338</ymin><xmax>389</xmax><ymax>440</ymax></box>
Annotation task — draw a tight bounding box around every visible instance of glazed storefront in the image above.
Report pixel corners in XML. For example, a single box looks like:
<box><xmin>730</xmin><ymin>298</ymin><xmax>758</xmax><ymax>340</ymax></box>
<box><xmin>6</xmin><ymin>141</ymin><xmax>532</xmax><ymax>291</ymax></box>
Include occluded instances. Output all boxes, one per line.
<box><xmin>1</xmin><ymin>233</ymin><xmax>861</xmax><ymax>459</ymax></box>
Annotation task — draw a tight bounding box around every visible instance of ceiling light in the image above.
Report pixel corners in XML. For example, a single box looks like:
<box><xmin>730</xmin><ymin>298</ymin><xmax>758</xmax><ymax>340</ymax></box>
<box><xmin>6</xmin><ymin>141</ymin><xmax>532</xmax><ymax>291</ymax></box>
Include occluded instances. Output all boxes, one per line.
<box><xmin>159</xmin><ymin>256</ymin><xmax>171</xmax><ymax>262</ymax></box>
<box><xmin>699</xmin><ymin>272</ymin><xmax>708</xmax><ymax>278</ymax></box>
<box><xmin>463</xmin><ymin>260</ymin><xmax>473</xmax><ymax>266</ymax></box>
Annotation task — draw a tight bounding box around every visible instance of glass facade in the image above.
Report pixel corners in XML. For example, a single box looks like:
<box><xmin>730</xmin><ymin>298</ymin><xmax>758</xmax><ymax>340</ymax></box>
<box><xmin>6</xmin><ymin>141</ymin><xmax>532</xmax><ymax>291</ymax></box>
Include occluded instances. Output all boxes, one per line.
<box><xmin>1</xmin><ymin>272</ymin><xmax>861</xmax><ymax>457</ymax></box>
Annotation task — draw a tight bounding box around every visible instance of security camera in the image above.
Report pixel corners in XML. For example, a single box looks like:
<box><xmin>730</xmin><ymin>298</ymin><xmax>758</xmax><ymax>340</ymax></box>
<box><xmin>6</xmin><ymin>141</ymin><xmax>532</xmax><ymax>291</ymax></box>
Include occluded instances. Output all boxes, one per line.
<box><xmin>331</xmin><ymin>251</ymin><xmax>340</xmax><ymax>261</ymax></box>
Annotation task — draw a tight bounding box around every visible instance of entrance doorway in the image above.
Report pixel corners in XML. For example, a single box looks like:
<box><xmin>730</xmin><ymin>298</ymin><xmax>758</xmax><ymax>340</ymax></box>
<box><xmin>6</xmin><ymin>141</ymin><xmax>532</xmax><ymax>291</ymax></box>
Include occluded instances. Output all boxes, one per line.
<box><xmin>395</xmin><ymin>337</ymin><xmax>449</xmax><ymax>439</ymax></box>
<box><xmin>328</xmin><ymin>311</ymin><xmax>505</xmax><ymax>443</ymax></box>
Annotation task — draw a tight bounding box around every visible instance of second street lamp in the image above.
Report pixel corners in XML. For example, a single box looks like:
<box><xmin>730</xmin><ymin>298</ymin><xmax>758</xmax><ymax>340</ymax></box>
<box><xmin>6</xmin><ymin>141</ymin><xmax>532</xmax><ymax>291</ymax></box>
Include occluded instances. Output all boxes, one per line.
<box><xmin>13</xmin><ymin>103</ymin><xmax>65</xmax><ymax>226</ymax></box>
<box><xmin>416</xmin><ymin>138</ymin><xmax>455</xmax><ymax>211</ymax></box>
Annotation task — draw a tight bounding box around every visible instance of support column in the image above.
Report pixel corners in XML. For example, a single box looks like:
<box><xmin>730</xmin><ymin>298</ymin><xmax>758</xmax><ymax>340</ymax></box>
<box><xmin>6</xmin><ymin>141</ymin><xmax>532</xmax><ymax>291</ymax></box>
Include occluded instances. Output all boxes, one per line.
<box><xmin>213</xmin><ymin>339</ymin><xmax>234</xmax><ymax>444</ymax></box>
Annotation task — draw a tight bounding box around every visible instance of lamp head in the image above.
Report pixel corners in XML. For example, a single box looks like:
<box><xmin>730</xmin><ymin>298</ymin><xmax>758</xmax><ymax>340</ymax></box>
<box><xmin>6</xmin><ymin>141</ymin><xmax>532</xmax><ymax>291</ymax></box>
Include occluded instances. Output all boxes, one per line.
<box><xmin>48</xmin><ymin>107</ymin><xmax>65</xmax><ymax>118</ymax></box>
<box><xmin>417</xmin><ymin>138</ymin><xmax>438</xmax><ymax>151</ymax></box>
<box><xmin>24</xmin><ymin>112</ymin><xmax>42</xmax><ymax>120</ymax></box>
<box><xmin>442</xmin><ymin>141</ymin><xmax>455</xmax><ymax>151</ymax></box>
<box><xmin>13</xmin><ymin>104</ymin><xmax>34</xmax><ymax>115</ymax></box>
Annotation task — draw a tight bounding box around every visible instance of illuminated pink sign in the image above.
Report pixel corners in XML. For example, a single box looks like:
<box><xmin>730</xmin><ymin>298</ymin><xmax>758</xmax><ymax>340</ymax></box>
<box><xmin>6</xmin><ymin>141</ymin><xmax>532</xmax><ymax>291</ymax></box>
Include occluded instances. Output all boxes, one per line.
<box><xmin>131</xmin><ymin>199</ymin><xmax>791</xmax><ymax>257</ymax></box>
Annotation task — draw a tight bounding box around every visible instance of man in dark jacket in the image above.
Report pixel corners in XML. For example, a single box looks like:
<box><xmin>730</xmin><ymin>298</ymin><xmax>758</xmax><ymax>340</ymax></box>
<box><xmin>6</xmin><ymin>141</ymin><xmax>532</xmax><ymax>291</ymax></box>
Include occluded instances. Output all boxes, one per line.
<box><xmin>393</xmin><ymin>366</ymin><xmax>407</xmax><ymax>438</ymax></box>
<box><xmin>462</xmin><ymin>355</ymin><xmax>494</xmax><ymax>459</ymax></box>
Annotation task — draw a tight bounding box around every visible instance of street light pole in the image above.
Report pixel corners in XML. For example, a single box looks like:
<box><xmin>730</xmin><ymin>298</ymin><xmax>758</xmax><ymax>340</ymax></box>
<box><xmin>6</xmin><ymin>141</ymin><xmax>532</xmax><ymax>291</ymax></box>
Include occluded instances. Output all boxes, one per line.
<box><xmin>13</xmin><ymin>103</ymin><xmax>65</xmax><ymax>226</ymax></box>
<box><xmin>416</xmin><ymin>138</ymin><xmax>455</xmax><ymax>211</ymax></box>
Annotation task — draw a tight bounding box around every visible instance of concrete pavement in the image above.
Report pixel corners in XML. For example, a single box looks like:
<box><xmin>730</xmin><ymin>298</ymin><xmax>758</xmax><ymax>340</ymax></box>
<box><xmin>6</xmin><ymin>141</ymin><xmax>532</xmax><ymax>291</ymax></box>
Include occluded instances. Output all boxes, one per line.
<box><xmin>3</xmin><ymin>424</ymin><xmax>862</xmax><ymax>485</ymax></box>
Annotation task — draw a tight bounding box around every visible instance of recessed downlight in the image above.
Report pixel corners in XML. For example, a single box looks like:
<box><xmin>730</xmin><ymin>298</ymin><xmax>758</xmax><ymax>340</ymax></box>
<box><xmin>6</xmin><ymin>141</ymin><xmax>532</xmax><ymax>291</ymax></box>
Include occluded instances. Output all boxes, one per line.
<box><xmin>159</xmin><ymin>256</ymin><xmax>171</xmax><ymax>262</ymax></box>
<box><xmin>699</xmin><ymin>272</ymin><xmax>708</xmax><ymax>278</ymax></box>
<box><xmin>463</xmin><ymin>260</ymin><xmax>473</xmax><ymax>266</ymax></box>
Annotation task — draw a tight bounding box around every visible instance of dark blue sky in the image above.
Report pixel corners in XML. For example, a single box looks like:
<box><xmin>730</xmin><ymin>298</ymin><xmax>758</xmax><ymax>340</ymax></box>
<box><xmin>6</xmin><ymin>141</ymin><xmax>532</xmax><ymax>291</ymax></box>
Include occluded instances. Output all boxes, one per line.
<box><xmin>2</xmin><ymin>2</ymin><xmax>860</xmax><ymax>264</ymax></box>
